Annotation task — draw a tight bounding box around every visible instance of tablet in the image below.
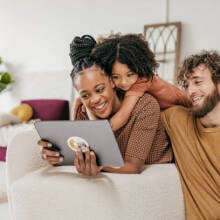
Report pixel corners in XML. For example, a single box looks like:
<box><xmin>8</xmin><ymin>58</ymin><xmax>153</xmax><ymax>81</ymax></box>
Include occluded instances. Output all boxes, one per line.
<box><xmin>34</xmin><ymin>120</ymin><xmax>124</xmax><ymax>166</ymax></box>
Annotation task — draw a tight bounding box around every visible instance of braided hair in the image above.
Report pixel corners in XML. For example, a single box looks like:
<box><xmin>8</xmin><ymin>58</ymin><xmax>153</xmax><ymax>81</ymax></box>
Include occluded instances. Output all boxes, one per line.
<box><xmin>69</xmin><ymin>35</ymin><xmax>99</xmax><ymax>83</ymax></box>
<box><xmin>92</xmin><ymin>34</ymin><xmax>159</xmax><ymax>79</ymax></box>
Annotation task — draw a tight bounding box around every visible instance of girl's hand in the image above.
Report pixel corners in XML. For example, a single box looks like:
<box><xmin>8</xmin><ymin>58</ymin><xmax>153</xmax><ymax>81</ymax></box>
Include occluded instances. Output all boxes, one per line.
<box><xmin>125</xmin><ymin>77</ymin><xmax>150</xmax><ymax>97</ymax></box>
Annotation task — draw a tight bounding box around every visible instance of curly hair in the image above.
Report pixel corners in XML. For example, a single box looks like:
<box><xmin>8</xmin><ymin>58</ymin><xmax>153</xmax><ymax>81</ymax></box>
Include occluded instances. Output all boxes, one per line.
<box><xmin>177</xmin><ymin>50</ymin><xmax>220</xmax><ymax>87</ymax></box>
<box><xmin>69</xmin><ymin>35</ymin><xmax>102</xmax><ymax>84</ymax></box>
<box><xmin>92</xmin><ymin>34</ymin><xmax>159</xmax><ymax>79</ymax></box>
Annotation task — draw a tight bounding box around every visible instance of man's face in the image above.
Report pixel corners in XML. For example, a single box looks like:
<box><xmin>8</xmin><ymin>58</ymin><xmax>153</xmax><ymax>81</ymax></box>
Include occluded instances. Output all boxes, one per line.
<box><xmin>75</xmin><ymin>66</ymin><xmax>119</xmax><ymax>119</ymax></box>
<box><xmin>184</xmin><ymin>64</ymin><xmax>220</xmax><ymax>117</ymax></box>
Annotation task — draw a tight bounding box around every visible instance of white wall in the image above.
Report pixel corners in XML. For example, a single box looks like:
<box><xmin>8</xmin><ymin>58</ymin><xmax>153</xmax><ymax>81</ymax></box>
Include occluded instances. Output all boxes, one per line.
<box><xmin>0</xmin><ymin>0</ymin><xmax>220</xmax><ymax>111</ymax></box>
<box><xmin>170</xmin><ymin>0</ymin><xmax>220</xmax><ymax>61</ymax></box>
<box><xmin>0</xmin><ymin>0</ymin><xmax>166</xmax><ymax>74</ymax></box>
<box><xmin>1</xmin><ymin>0</ymin><xmax>219</xmax><ymax>73</ymax></box>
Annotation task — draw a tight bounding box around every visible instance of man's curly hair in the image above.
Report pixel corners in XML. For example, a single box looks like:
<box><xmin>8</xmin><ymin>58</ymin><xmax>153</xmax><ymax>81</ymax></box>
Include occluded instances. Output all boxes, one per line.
<box><xmin>92</xmin><ymin>34</ymin><xmax>159</xmax><ymax>79</ymax></box>
<box><xmin>178</xmin><ymin>50</ymin><xmax>220</xmax><ymax>87</ymax></box>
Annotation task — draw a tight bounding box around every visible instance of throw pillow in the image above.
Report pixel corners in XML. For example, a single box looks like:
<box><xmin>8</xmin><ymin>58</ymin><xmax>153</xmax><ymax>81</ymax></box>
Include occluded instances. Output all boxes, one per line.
<box><xmin>0</xmin><ymin>146</ymin><xmax>6</xmax><ymax>161</ymax></box>
<box><xmin>11</xmin><ymin>103</ymin><xmax>33</xmax><ymax>121</ymax></box>
<box><xmin>21</xmin><ymin>99</ymin><xmax>69</xmax><ymax>121</ymax></box>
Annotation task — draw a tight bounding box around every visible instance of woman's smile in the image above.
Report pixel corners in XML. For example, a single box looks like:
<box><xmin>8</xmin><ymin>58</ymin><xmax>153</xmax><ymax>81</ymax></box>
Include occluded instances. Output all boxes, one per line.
<box><xmin>91</xmin><ymin>101</ymin><xmax>108</xmax><ymax>113</ymax></box>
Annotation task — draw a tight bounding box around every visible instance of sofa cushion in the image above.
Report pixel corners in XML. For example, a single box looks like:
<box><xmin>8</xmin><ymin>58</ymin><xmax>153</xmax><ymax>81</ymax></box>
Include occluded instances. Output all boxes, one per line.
<box><xmin>21</xmin><ymin>99</ymin><xmax>69</xmax><ymax>121</ymax></box>
<box><xmin>0</xmin><ymin>146</ymin><xmax>6</xmax><ymax>161</ymax></box>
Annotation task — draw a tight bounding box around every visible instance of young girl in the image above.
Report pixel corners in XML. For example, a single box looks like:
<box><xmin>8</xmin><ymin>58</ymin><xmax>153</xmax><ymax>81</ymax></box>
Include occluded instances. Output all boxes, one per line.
<box><xmin>72</xmin><ymin>34</ymin><xmax>189</xmax><ymax>131</ymax></box>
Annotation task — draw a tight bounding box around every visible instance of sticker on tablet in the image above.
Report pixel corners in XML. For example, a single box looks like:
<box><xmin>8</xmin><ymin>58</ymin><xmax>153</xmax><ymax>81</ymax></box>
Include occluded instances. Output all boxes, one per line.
<box><xmin>67</xmin><ymin>136</ymin><xmax>88</xmax><ymax>152</ymax></box>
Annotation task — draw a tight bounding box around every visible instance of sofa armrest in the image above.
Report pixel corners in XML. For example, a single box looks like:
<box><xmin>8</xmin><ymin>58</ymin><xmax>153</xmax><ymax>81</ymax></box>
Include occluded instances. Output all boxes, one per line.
<box><xmin>6</xmin><ymin>129</ymin><xmax>47</xmax><ymax>183</ymax></box>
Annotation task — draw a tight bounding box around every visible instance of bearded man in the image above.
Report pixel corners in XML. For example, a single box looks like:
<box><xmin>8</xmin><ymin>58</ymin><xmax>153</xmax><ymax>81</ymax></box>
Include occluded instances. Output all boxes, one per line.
<box><xmin>162</xmin><ymin>51</ymin><xmax>220</xmax><ymax>220</ymax></box>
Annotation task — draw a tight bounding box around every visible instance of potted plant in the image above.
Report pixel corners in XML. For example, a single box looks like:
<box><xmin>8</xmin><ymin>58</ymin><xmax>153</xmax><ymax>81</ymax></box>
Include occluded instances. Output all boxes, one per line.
<box><xmin>0</xmin><ymin>56</ymin><xmax>13</xmax><ymax>93</ymax></box>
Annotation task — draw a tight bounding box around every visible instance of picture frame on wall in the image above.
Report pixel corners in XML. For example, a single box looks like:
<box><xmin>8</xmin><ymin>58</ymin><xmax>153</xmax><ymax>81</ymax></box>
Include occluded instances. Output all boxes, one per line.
<box><xmin>144</xmin><ymin>22</ymin><xmax>181</xmax><ymax>84</ymax></box>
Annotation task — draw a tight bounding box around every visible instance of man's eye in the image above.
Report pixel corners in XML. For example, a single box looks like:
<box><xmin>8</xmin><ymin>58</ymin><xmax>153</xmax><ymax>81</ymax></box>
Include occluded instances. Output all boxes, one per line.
<box><xmin>195</xmin><ymin>81</ymin><xmax>202</xmax><ymax>85</ymax></box>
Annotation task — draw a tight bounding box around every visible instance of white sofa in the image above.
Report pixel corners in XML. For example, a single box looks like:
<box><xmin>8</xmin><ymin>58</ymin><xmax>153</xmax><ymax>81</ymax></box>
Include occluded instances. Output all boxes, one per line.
<box><xmin>0</xmin><ymin>123</ymin><xmax>35</xmax><ymax>203</ymax></box>
<box><xmin>6</xmin><ymin>130</ymin><xmax>185</xmax><ymax>220</ymax></box>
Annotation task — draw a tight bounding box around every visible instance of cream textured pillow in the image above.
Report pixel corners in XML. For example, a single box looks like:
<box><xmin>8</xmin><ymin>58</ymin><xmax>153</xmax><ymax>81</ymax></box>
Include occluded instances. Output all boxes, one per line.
<box><xmin>0</xmin><ymin>113</ymin><xmax>21</xmax><ymax>127</ymax></box>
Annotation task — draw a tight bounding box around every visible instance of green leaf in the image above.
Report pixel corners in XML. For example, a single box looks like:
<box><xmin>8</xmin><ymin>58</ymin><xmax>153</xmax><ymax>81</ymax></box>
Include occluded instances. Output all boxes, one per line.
<box><xmin>0</xmin><ymin>82</ymin><xmax>7</xmax><ymax>92</ymax></box>
<box><xmin>0</xmin><ymin>72</ymin><xmax>12</xmax><ymax>84</ymax></box>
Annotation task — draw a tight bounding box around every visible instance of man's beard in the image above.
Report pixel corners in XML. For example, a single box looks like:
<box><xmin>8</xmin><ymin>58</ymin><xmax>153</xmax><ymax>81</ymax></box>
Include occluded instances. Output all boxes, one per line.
<box><xmin>191</xmin><ymin>87</ymin><xmax>220</xmax><ymax>118</ymax></box>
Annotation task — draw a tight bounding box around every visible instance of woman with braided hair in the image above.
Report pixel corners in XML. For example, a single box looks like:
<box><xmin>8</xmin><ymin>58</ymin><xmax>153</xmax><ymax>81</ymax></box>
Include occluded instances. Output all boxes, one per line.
<box><xmin>39</xmin><ymin>35</ymin><xmax>173</xmax><ymax>176</ymax></box>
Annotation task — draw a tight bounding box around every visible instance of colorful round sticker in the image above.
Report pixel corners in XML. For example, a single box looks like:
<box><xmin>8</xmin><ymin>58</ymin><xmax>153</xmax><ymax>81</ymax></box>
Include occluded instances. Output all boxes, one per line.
<box><xmin>67</xmin><ymin>136</ymin><xmax>88</xmax><ymax>152</ymax></box>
